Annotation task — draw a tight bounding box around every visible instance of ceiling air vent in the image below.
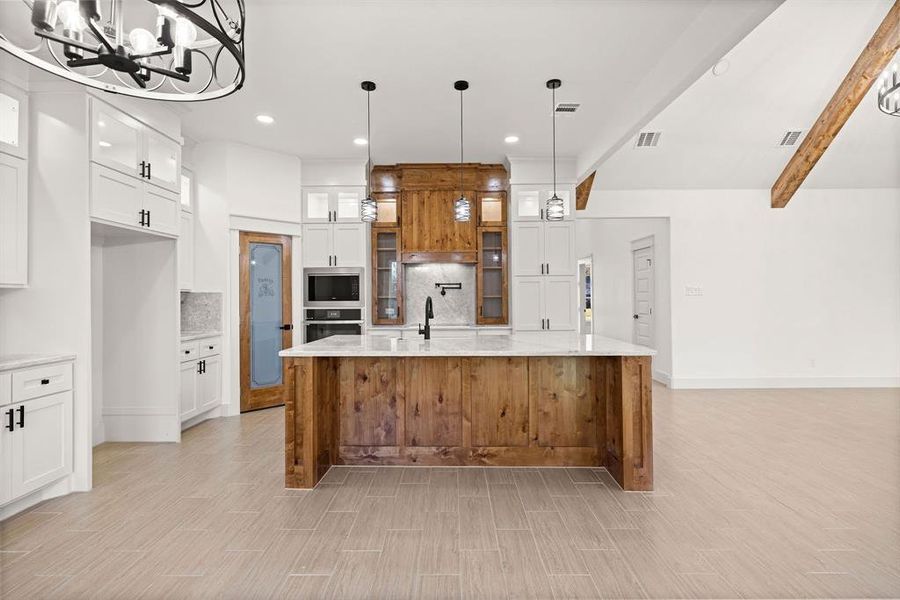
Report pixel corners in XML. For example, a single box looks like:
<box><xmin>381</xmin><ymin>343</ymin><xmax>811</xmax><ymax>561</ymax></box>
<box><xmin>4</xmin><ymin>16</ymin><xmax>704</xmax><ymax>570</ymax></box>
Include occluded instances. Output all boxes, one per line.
<box><xmin>779</xmin><ymin>130</ymin><xmax>803</xmax><ymax>146</ymax></box>
<box><xmin>635</xmin><ymin>131</ymin><xmax>662</xmax><ymax>148</ymax></box>
<box><xmin>554</xmin><ymin>102</ymin><xmax>580</xmax><ymax>113</ymax></box>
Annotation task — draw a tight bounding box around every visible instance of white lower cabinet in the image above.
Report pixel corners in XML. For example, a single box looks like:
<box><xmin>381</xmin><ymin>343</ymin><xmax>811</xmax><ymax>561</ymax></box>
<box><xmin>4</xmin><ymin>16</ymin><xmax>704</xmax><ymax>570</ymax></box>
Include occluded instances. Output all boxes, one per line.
<box><xmin>511</xmin><ymin>276</ymin><xmax>576</xmax><ymax>332</ymax></box>
<box><xmin>90</xmin><ymin>163</ymin><xmax>179</xmax><ymax>237</ymax></box>
<box><xmin>1</xmin><ymin>360</ymin><xmax>74</xmax><ymax>507</ymax></box>
<box><xmin>180</xmin><ymin>338</ymin><xmax>221</xmax><ymax>423</ymax></box>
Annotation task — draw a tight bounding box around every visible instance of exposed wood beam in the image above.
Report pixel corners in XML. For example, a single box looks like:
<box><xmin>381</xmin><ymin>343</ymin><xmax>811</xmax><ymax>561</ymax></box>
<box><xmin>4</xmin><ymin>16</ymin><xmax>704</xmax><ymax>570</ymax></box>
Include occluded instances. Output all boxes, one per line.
<box><xmin>575</xmin><ymin>171</ymin><xmax>596</xmax><ymax>211</ymax></box>
<box><xmin>771</xmin><ymin>1</ymin><xmax>900</xmax><ymax>208</ymax></box>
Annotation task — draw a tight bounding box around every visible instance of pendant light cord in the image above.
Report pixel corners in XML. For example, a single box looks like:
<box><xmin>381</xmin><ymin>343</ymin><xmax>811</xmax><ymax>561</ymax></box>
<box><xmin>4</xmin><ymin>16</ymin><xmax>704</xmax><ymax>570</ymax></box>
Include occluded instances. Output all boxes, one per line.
<box><xmin>366</xmin><ymin>89</ymin><xmax>372</xmax><ymax>198</ymax></box>
<box><xmin>552</xmin><ymin>85</ymin><xmax>557</xmax><ymax>196</ymax></box>
<box><xmin>459</xmin><ymin>88</ymin><xmax>464</xmax><ymax>197</ymax></box>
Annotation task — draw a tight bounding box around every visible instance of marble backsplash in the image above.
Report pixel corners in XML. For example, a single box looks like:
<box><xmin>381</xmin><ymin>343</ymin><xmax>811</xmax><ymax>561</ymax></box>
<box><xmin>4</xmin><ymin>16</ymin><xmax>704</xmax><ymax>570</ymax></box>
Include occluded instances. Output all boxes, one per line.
<box><xmin>181</xmin><ymin>291</ymin><xmax>223</xmax><ymax>333</ymax></box>
<box><xmin>405</xmin><ymin>263</ymin><xmax>475</xmax><ymax>325</ymax></box>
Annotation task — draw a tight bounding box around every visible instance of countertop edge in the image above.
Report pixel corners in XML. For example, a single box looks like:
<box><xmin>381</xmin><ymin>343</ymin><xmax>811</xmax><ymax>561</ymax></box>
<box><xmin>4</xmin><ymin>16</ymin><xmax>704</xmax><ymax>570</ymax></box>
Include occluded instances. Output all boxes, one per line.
<box><xmin>0</xmin><ymin>354</ymin><xmax>77</xmax><ymax>372</ymax></box>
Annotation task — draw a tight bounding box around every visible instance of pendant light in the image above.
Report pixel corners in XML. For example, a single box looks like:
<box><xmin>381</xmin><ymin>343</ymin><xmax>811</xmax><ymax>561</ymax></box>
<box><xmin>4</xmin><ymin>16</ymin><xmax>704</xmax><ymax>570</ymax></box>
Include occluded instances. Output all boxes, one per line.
<box><xmin>546</xmin><ymin>78</ymin><xmax>565</xmax><ymax>221</ymax></box>
<box><xmin>454</xmin><ymin>80</ymin><xmax>471</xmax><ymax>222</ymax></box>
<box><xmin>360</xmin><ymin>81</ymin><xmax>378</xmax><ymax>222</ymax></box>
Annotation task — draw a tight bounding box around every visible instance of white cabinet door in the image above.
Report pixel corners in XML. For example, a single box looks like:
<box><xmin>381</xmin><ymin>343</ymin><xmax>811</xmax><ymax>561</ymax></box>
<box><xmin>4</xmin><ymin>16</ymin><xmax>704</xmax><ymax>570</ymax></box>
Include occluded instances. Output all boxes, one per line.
<box><xmin>9</xmin><ymin>391</ymin><xmax>73</xmax><ymax>500</ymax></box>
<box><xmin>334</xmin><ymin>190</ymin><xmax>362</xmax><ymax>222</ymax></box>
<box><xmin>143</xmin><ymin>185</ymin><xmax>179</xmax><ymax>237</ymax></box>
<box><xmin>91</xmin><ymin>164</ymin><xmax>143</xmax><ymax>229</ymax></box>
<box><xmin>302</xmin><ymin>224</ymin><xmax>333</xmax><ymax>267</ymax></box>
<box><xmin>302</xmin><ymin>189</ymin><xmax>332</xmax><ymax>223</ymax></box>
<box><xmin>512</xmin><ymin>222</ymin><xmax>544</xmax><ymax>276</ymax></box>
<box><xmin>198</xmin><ymin>355</ymin><xmax>221</xmax><ymax>412</ymax></box>
<box><xmin>90</xmin><ymin>99</ymin><xmax>143</xmax><ymax>179</ymax></box>
<box><xmin>332</xmin><ymin>223</ymin><xmax>366</xmax><ymax>267</ymax></box>
<box><xmin>544</xmin><ymin>220</ymin><xmax>575</xmax><ymax>276</ymax></box>
<box><xmin>178</xmin><ymin>211</ymin><xmax>194</xmax><ymax>290</ymax></box>
<box><xmin>544</xmin><ymin>277</ymin><xmax>576</xmax><ymax>331</ymax></box>
<box><xmin>179</xmin><ymin>360</ymin><xmax>198</xmax><ymax>420</ymax></box>
<box><xmin>512</xmin><ymin>278</ymin><xmax>544</xmax><ymax>331</ymax></box>
<box><xmin>144</xmin><ymin>129</ymin><xmax>181</xmax><ymax>194</ymax></box>
<box><xmin>512</xmin><ymin>189</ymin><xmax>542</xmax><ymax>221</ymax></box>
<box><xmin>0</xmin><ymin>81</ymin><xmax>28</xmax><ymax>159</ymax></box>
<box><xmin>0</xmin><ymin>153</ymin><xmax>27</xmax><ymax>286</ymax></box>
<box><xmin>0</xmin><ymin>410</ymin><xmax>10</xmax><ymax>505</ymax></box>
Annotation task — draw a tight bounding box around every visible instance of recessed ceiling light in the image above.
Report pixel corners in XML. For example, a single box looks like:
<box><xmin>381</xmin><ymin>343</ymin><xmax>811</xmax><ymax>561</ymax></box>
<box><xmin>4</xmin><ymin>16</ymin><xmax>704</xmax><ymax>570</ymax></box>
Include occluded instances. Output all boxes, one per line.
<box><xmin>353</xmin><ymin>137</ymin><xmax>368</xmax><ymax>146</ymax></box>
<box><xmin>98</xmin><ymin>141</ymin><xmax>111</xmax><ymax>148</ymax></box>
<box><xmin>504</xmin><ymin>135</ymin><xmax>519</xmax><ymax>144</ymax></box>
<box><xmin>712</xmin><ymin>59</ymin><xmax>730</xmax><ymax>76</ymax></box>
<box><xmin>256</xmin><ymin>114</ymin><xmax>275</xmax><ymax>125</ymax></box>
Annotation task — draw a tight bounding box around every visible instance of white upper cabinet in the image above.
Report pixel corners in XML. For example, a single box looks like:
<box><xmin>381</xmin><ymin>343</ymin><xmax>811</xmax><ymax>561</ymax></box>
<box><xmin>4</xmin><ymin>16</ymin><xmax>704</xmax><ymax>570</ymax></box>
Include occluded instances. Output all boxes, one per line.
<box><xmin>0</xmin><ymin>81</ymin><xmax>28</xmax><ymax>159</ymax></box>
<box><xmin>180</xmin><ymin>169</ymin><xmax>193</xmax><ymax>212</ymax></box>
<box><xmin>0</xmin><ymin>153</ymin><xmax>27</xmax><ymax>287</ymax></box>
<box><xmin>90</xmin><ymin>163</ymin><xmax>179</xmax><ymax>238</ymax></box>
<box><xmin>543</xmin><ymin>221</ymin><xmax>576</xmax><ymax>276</ymax></box>
<box><xmin>144</xmin><ymin>130</ymin><xmax>181</xmax><ymax>193</ymax></box>
<box><xmin>302</xmin><ymin>188</ymin><xmax>362</xmax><ymax>223</ymax></box>
<box><xmin>511</xmin><ymin>222</ymin><xmax>544</xmax><ymax>277</ymax></box>
<box><xmin>511</xmin><ymin>187</ymin><xmax>573</xmax><ymax>221</ymax></box>
<box><xmin>301</xmin><ymin>224</ymin><xmax>333</xmax><ymax>267</ymax></box>
<box><xmin>89</xmin><ymin>98</ymin><xmax>182</xmax><ymax>194</ymax></box>
<box><xmin>302</xmin><ymin>223</ymin><xmax>366</xmax><ymax>268</ymax></box>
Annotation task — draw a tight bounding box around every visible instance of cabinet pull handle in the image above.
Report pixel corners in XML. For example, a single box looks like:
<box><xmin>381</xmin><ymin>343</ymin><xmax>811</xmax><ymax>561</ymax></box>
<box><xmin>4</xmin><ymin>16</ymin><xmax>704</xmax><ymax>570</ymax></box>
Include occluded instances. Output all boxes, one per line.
<box><xmin>334</xmin><ymin>255</ymin><xmax>337</xmax><ymax>266</ymax></box>
<box><xmin>328</xmin><ymin>255</ymin><xmax>332</xmax><ymax>266</ymax></box>
<box><xmin>146</xmin><ymin>162</ymin><xmax>151</xmax><ymax>179</ymax></box>
<box><xmin>16</xmin><ymin>405</ymin><xmax>24</xmax><ymax>428</ymax></box>
<box><xmin>208</xmin><ymin>345</ymin><xmax>214</xmax><ymax>350</ymax></box>
<box><xmin>197</xmin><ymin>361</ymin><xmax>202</xmax><ymax>374</ymax></box>
<box><xmin>5</xmin><ymin>409</ymin><xmax>13</xmax><ymax>431</ymax></box>
<box><xmin>139</xmin><ymin>161</ymin><xmax>146</xmax><ymax>178</ymax></box>
<box><xmin>40</xmin><ymin>378</ymin><xmax>50</xmax><ymax>385</ymax></box>
<box><xmin>546</xmin><ymin>263</ymin><xmax>549</xmax><ymax>275</ymax></box>
<box><xmin>146</xmin><ymin>210</ymin><xmax>151</xmax><ymax>228</ymax></box>
<box><xmin>139</xmin><ymin>209</ymin><xmax>145</xmax><ymax>227</ymax></box>
<box><xmin>547</xmin><ymin>319</ymin><xmax>550</xmax><ymax>330</ymax></box>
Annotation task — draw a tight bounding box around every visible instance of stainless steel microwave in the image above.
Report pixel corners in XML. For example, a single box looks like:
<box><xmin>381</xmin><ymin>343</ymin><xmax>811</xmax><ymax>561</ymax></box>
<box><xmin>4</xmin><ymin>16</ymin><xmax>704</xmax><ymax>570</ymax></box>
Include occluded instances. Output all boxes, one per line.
<box><xmin>304</xmin><ymin>268</ymin><xmax>363</xmax><ymax>307</ymax></box>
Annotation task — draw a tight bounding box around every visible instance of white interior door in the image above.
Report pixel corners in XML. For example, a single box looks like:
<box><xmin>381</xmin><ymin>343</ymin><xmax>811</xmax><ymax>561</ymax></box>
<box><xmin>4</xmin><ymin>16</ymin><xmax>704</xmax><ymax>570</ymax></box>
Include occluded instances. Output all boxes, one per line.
<box><xmin>632</xmin><ymin>246</ymin><xmax>654</xmax><ymax>347</ymax></box>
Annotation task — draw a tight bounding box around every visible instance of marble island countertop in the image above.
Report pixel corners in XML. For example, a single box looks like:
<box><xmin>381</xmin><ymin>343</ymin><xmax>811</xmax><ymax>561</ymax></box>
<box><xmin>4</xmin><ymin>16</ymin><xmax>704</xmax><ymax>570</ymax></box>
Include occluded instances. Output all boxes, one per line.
<box><xmin>280</xmin><ymin>332</ymin><xmax>655</xmax><ymax>358</ymax></box>
<box><xmin>0</xmin><ymin>354</ymin><xmax>76</xmax><ymax>371</ymax></box>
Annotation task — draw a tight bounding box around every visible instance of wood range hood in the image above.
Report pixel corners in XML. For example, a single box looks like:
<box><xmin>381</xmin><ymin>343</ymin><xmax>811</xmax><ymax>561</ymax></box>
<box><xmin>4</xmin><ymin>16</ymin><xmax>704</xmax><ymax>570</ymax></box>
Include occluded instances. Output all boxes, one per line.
<box><xmin>371</xmin><ymin>163</ymin><xmax>508</xmax><ymax>264</ymax></box>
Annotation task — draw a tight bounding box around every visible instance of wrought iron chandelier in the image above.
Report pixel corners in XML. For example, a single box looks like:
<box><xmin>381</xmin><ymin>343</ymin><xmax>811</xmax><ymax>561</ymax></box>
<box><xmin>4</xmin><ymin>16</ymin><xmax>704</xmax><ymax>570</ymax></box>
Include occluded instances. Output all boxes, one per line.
<box><xmin>0</xmin><ymin>0</ymin><xmax>245</xmax><ymax>102</ymax></box>
<box><xmin>877</xmin><ymin>60</ymin><xmax>899</xmax><ymax>117</ymax></box>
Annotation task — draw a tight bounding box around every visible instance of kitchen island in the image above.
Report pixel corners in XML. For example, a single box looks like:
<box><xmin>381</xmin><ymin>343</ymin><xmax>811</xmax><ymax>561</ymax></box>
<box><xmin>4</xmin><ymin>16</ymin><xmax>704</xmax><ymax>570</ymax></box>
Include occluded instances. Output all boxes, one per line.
<box><xmin>279</xmin><ymin>333</ymin><xmax>655</xmax><ymax>491</ymax></box>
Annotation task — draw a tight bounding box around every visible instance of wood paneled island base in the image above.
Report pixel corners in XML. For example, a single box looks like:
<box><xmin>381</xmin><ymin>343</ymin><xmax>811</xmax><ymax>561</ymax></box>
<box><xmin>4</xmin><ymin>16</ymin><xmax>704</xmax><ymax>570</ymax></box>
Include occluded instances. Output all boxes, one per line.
<box><xmin>282</xmin><ymin>335</ymin><xmax>654</xmax><ymax>491</ymax></box>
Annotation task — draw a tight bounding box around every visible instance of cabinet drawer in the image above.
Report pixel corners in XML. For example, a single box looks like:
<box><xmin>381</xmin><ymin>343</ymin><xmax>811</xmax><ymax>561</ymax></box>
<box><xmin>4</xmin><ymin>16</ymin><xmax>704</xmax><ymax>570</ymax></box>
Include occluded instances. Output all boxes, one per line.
<box><xmin>180</xmin><ymin>341</ymin><xmax>199</xmax><ymax>362</ymax></box>
<box><xmin>11</xmin><ymin>362</ymin><xmax>73</xmax><ymax>403</ymax></box>
<box><xmin>198</xmin><ymin>337</ymin><xmax>222</xmax><ymax>358</ymax></box>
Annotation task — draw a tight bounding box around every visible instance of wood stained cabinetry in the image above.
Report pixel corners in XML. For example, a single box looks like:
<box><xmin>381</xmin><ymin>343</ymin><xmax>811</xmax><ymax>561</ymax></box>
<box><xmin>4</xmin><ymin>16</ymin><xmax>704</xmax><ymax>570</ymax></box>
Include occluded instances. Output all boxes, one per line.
<box><xmin>369</xmin><ymin>163</ymin><xmax>510</xmax><ymax>324</ymax></box>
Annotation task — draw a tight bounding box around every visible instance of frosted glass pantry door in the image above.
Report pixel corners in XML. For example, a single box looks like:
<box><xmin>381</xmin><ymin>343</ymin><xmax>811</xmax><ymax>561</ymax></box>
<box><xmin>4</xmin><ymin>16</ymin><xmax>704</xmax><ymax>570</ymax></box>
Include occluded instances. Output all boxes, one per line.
<box><xmin>250</xmin><ymin>243</ymin><xmax>283</xmax><ymax>389</ymax></box>
<box><xmin>239</xmin><ymin>232</ymin><xmax>293</xmax><ymax>412</ymax></box>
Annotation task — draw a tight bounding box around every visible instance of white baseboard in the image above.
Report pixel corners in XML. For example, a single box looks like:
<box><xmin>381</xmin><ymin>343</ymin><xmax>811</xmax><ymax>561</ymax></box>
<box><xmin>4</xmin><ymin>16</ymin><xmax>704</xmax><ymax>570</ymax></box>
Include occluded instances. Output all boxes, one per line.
<box><xmin>0</xmin><ymin>477</ymin><xmax>72</xmax><ymax>520</ymax></box>
<box><xmin>670</xmin><ymin>376</ymin><xmax>900</xmax><ymax>390</ymax></box>
<box><xmin>92</xmin><ymin>420</ymin><xmax>106</xmax><ymax>447</ymax></box>
<box><xmin>652</xmin><ymin>370</ymin><xmax>671</xmax><ymax>387</ymax></box>
<box><xmin>181</xmin><ymin>405</ymin><xmax>223</xmax><ymax>431</ymax></box>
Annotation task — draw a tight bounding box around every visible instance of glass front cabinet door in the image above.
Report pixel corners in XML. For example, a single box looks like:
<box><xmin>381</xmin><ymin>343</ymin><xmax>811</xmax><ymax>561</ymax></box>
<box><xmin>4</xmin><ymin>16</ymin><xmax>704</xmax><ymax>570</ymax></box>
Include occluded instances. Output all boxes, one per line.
<box><xmin>477</xmin><ymin>227</ymin><xmax>508</xmax><ymax>324</ymax></box>
<box><xmin>372</xmin><ymin>228</ymin><xmax>403</xmax><ymax>325</ymax></box>
<box><xmin>372</xmin><ymin>192</ymin><xmax>400</xmax><ymax>227</ymax></box>
<box><xmin>477</xmin><ymin>191</ymin><xmax>506</xmax><ymax>226</ymax></box>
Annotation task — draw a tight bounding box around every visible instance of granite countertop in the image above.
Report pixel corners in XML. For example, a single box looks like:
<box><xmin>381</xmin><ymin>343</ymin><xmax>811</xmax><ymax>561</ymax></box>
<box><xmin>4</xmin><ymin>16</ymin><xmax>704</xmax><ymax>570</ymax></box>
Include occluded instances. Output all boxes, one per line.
<box><xmin>280</xmin><ymin>332</ymin><xmax>655</xmax><ymax>358</ymax></box>
<box><xmin>0</xmin><ymin>354</ymin><xmax>77</xmax><ymax>371</ymax></box>
<box><xmin>368</xmin><ymin>324</ymin><xmax>512</xmax><ymax>331</ymax></box>
<box><xmin>181</xmin><ymin>331</ymin><xmax>222</xmax><ymax>342</ymax></box>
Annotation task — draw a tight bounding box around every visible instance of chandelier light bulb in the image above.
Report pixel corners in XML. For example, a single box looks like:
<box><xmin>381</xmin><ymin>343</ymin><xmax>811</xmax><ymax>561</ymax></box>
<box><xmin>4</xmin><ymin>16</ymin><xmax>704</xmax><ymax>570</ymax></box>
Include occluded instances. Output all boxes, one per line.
<box><xmin>30</xmin><ymin>0</ymin><xmax>59</xmax><ymax>32</ymax></box>
<box><xmin>128</xmin><ymin>28</ymin><xmax>155</xmax><ymax>53</ymax></box>
<box><xmin>174</xmin><ymin>18</ymin><xmax>197</xmax><ymax>47</ymax></box>
<box><xmin>56</xmin><ymin>1</ymin><xmax>84</xmax><ymax>32</ymax></box>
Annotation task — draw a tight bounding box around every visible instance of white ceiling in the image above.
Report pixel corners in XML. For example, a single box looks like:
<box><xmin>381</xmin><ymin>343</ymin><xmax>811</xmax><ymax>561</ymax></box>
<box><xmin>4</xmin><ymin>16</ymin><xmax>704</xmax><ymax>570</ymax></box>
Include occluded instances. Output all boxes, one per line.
<box><xmin>177</xmin><ymin>0</ymin><xmax>781</xmax><ymax>167</ymax></box>
<box><xmin>594</xmin><ymin>0</ymin><xmax>900</xmax><ymax>190</ymax></box>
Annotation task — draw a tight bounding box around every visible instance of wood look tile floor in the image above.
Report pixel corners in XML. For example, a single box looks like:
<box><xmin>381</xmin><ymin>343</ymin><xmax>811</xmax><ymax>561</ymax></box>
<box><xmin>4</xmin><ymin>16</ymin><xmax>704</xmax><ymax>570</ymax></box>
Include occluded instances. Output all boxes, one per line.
<box><xmin>2</xmin><ymin>385</ymin><xmax>899</xmax><ymax>599</ymax></box>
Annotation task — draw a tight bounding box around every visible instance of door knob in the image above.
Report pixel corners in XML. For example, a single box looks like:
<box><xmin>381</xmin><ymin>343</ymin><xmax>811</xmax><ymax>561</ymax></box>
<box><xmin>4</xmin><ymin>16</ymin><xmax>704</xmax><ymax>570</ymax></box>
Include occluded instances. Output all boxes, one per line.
<box><xmin>280</xmin><ymin>324</ymin><xmax>293</xmax><ymax>330</ymax></box>
<box><xmin>633</xmin><ymin>314</ymin><xmax>639</xmax><ymax>319</ymax></box>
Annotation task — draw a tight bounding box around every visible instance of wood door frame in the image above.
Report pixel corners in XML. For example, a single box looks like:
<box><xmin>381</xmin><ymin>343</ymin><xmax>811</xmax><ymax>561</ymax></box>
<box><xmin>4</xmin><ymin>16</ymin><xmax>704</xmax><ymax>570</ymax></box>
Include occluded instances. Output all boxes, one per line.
<box><xmin>239</xmin><ymin>231</ymin><xmax>293</xmax><ymax>413</ymax></box>
<box><xmin>630</xmin><ymin>236</ymin><xmax>654</xmax><ymax>348</ymax></box>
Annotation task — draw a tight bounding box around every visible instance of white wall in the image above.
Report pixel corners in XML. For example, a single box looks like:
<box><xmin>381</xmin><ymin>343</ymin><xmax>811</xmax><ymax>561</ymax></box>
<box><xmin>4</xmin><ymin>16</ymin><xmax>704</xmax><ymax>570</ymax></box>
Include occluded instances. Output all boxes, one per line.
<box><xmin>193</xmin><ymin>141</ymin><xmax>304</xmax><ymax>415</ymax></box>
<box><xmin>580</xmin><ymin>187</ymin><xmax>900</xmax><ymax>388</ymax></box>
<box><xmin>576</xmin><ymin>218</ymin><xmax>672</xmax><ymax>383</ymax></box>
<box><xmin>90</xmin><ymin>241</ymin><xmax>104</xmax><ymax>446</ymax></box>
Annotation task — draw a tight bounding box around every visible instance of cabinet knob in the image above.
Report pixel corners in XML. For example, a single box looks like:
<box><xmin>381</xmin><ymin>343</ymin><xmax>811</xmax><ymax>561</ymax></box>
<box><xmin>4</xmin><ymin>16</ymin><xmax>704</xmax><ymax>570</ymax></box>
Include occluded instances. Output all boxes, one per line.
<box><xmin>40</xmin><ymin>378</ymin><xmax>50</xmax><ymax>385</ymax></box>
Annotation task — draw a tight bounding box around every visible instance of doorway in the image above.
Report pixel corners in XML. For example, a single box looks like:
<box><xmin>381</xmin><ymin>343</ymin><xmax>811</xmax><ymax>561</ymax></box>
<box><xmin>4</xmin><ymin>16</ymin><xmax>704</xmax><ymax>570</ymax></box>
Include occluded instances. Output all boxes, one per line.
<box><xmin>577</xmin><ymin>256</ymin><xmax>594</xmax><ymax>334</ymax></box>
<box><xmin>631</xmin><ymin>238</ymin><xmax>654</xmax><ymax>347</ymax></box>
<box><xmin>239</xmin><ymin>232</ymin><xmax>293</xmax><ymax>413</ymax></box>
